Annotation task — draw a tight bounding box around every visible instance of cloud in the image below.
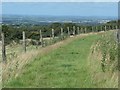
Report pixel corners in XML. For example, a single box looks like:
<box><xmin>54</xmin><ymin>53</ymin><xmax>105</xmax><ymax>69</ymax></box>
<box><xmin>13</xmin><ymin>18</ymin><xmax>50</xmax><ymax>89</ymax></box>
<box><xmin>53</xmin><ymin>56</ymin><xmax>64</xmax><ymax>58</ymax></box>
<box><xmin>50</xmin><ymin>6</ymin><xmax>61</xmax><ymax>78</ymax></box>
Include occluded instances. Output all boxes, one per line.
<box><xmin>2</xmin><ymin>0</ymin><xmax>119</xmax><ymax>2</ymax></box>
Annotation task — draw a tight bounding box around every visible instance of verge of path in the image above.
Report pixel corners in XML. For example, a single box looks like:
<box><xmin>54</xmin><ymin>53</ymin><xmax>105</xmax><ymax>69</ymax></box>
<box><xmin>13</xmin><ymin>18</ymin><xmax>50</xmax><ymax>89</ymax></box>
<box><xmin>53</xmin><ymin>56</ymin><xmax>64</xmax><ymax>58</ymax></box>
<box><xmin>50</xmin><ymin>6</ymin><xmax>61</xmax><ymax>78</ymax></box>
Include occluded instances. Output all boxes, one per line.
<box><xmin>2</xmin><ymin>31</ymin><xmax>104</xmax><ymax>86</ymax></box>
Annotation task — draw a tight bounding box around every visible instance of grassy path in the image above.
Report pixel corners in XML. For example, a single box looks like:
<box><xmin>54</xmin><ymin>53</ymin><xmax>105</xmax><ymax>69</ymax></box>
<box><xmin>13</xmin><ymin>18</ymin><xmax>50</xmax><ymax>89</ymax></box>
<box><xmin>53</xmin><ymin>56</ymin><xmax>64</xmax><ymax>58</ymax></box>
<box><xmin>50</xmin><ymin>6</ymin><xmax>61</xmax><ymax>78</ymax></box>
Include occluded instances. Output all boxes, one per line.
<box><xmin>4</xmin><ymin>33</ymin><xmax>102</xmax><ymax>88</ymax></box>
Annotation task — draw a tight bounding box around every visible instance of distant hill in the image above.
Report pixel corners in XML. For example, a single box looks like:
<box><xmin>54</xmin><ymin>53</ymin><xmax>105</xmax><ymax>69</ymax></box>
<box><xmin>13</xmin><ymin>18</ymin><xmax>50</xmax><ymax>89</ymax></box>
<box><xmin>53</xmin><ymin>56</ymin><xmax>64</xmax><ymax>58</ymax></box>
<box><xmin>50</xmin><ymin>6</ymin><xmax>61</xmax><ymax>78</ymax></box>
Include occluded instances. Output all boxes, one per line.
<box><xmin>2</xmin><ymin>15</ymin><xmax>117</xmax><ymax>26</ymax></box>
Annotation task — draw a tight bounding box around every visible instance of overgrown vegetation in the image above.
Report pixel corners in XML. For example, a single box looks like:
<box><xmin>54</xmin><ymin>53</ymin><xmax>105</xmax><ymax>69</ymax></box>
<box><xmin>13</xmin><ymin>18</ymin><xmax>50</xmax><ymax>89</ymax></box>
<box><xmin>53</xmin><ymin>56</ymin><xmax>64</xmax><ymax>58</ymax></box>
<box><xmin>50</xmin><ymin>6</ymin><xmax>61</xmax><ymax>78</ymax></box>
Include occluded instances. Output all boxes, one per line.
<box><xmin>1</xmin><ymin>20</ymin><xmax>119</xmax><ymax>88</ymax></box>
<box><xmin>88</xmin><ymin>31</ymin><xmax>118</xmax><ymax>88</ymax></box>
<box><xmin>4</xmin><ymin>32</ymin><xmax>117</xmax><ymax>88</ymax></box>
<box><xmin>4</xmin><ymin>35</ymin><xmax>99</xmax><ymax>88</ymax></box>
<box><xmin>98</xmin><ymin>31</ymin><xmax>118</xmax><ymax>72</ymax></box>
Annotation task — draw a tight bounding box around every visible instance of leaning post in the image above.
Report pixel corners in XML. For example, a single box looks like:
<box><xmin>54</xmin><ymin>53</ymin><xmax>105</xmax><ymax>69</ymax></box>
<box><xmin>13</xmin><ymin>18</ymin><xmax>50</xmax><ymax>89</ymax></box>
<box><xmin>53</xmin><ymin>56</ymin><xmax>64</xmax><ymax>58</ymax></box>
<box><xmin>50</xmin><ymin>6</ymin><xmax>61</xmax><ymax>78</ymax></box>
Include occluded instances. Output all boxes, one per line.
<box><xmin>80</xmin><ymin>27</ymin><xmax>83</xmax><ymax>33</ymax></box>
<box><xmin>104</xmin><ymin>26</ymin><xmax>107</xmax><ymax>31</ymax></box>
<box><xmin>116</xmin><ymin>25</ymin><xmax>118</xmax><ymax>30</ymax></box>
<box><xmin>61</xmin><ymin>27</ymin><xmax>64</xmax><ymax>40</ymax></box>
<box><xmin>77</xmin><ymin>27</ymin><xmax>80</xmax><ymax>35</ymax></box>
<box><xmin>85</xmin><ymin>27</ymin><xmax>87</xmax><ymax>33</ymax></box>
<box><xmin>39</xmin><ymin>30</ymin><xmax>43</xmax><ymax>47</ymax></box>
<box><xmin>101</xmin><ymin>26</ymin><xmax>103</xmax><ymax>31</ymax></box>
<box><xmin>23</xmin><ymin>31</ymin><xmax>26</xmax><ymax>52</ymax></box>
<box><xmin>73</xmin><ymin>26</ymin><xmax>75</xmax><ymax>36</ymax></box>
<box><xmin>67</xmin><ymin>27</ymin><xmax>70</xmax><ymax>37</ymax></box>
<box><xmin>1</xmin><ymin>31</ymin><xmax>7</xmax><ymax>63</ymax></box>
<box><xmin>109</xmin><ymin>25</ymin><xmax>111</xmax><ymax>30</ymax></box>
<box><xmin>52</xmin><ymin>28</ymin><xmax>54</xmax><ymax>40</ymax></box>
<box><xmin>96</xmin><ymin>26</ymin><xmax>98</xmax><ymax>32</ymax></box>
<box><xmin>92</xmin><ymin>26</ymin><xmax>94</xmax><ymax>32</ymax></box>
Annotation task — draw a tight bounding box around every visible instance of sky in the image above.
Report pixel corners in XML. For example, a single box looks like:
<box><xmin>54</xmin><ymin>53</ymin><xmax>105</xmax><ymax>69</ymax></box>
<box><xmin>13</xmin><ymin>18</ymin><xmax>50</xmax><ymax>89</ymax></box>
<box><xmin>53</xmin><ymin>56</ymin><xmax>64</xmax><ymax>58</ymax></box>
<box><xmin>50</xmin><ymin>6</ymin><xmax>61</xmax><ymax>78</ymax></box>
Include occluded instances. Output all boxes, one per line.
<box><xmin>1</xmin><ymin>0</ymin><xmax>119</xmax><ymax>2</ymax></box>
<box><xmin>2</xmin><ymin>2</ymin><xmax>118</xmax><ymax>17</ymax></box>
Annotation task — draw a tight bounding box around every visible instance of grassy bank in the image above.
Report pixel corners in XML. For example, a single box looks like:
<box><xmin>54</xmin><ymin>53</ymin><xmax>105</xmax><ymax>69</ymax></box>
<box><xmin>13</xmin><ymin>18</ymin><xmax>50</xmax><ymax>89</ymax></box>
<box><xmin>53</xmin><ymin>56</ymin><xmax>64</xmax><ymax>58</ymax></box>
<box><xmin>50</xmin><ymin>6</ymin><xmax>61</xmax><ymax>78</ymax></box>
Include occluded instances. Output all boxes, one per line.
<box><xmin>3</xmin><ymin>31</ymin><xmax>118</xmax><ymax>88</ymax></box>
<box><xmin>88</xmin><ymin>31</ymin><xmax>118</xmax><ymax>88</ymax></box>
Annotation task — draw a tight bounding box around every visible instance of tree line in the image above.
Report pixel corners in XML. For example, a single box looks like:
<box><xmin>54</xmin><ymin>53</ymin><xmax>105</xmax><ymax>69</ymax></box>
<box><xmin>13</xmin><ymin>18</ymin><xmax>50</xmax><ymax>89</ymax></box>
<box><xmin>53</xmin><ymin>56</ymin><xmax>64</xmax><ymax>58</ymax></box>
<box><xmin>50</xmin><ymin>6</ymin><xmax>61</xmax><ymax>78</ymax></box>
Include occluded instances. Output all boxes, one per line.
<box><xmin>1</xmin><ymin>20</ymin><xmax>119</xmax><ymax>45</ymax></box>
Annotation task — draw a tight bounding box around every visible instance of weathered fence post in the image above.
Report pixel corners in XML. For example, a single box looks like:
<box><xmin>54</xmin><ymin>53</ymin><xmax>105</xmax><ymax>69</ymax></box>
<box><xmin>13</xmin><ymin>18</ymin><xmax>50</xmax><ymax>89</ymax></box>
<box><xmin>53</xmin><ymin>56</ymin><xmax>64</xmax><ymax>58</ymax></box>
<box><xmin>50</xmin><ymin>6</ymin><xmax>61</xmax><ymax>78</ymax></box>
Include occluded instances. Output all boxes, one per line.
<box><xmin>61</xmin><ymin>27</ymin><xmax>64</xmax><ymax>40</ymax></box>
<box><xmin>67</xmin><ymin>27</ymin><xmax>70</xmax><ymax>37</ymax></box>
<box><xmin>80</xmin><ymin>27</ymin><xmax>83</xmax><ymax>33</ymax></box>
<box><xmin>104</xmin><ymin>26</ymin><xmax>107</xmax><ymax>31</ymax></box>
<box><xmin>1</xmin><ymin>32</ymin><xmax>7</xmax><ymax>63</ymax></box>
<box><xmin>23</xmin><ymin>31</ymin><xmax>26</xmax><ymax>52</ymax></box>
<box><xmin>77</xmin><ymin>27</ymin><xmax>80</xmax><ymax>35</ymax></box>
<box><xmin>116</xmin><ymin>25</ymin><xmax>118</xmax><ymax>30</ymax></box>
<box><xmin>101</xmin><ymin>26</ymin><xmax>103</xmax><ymax>31</ymax></box>
<box><xmin>52</xmin><ymin>28</ymin><xmax>54</xmax><ymax>40</ymax></box>
<box><xmin>111</xmin><ymin>25</ymin><xmax>112</xmax><ymax>30</ymax></box>
<box><xmin>85</xmin><ymin>27</ymin><xmax>87</xmax><ymax>33</ymax></box>
<box><xmin>117</xmin><ymin>28</ymin><xmax>120</xmax><ymax>43</ymax></box>
<box><xmin>39</xmin><ymin>30</ymin><xmax>43</xmax><ymax>47</ymax></box>
<box><xmin>109</xmin><ymin>25</ymin><xmax>111</xmax><ymax>30</ymax></box>
<box><xmin>96</xmin><ymin>26</ymin><xmax>98</xmax><ymax>32</ymax></box>
<box><xmin>92</xmin><ymin>26</ymin><xmax>94</xmax><ymax>32</ymax></box>
<box><xmin>112</xmin><ymin>25</ymin><xmax>114</xmax><ymax>30</ymax></box>
<box><xmin>73</xmin><ymin>26</ymin><xmax>75</xmax><ymax>36</ymax></box>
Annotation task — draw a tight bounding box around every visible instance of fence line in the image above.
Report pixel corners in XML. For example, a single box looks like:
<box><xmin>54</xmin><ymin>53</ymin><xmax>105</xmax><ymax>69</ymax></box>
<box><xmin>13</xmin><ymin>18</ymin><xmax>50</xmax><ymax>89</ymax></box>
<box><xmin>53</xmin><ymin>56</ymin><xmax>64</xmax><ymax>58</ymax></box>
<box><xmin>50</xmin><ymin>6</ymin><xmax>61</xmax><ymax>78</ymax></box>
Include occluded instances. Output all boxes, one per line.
<box><xmin>23</xmin><ymin>31</ymin><xmax>26</xmax><ymax>53</ymax></box>
<box><xmin>77</xmin><ymin>27</ymin><xmax>80</xmax><ymax>35</ymax></box>
<box><xmin>52</xmin><ymin>28</ymin><xmax>54</xmax><ymax>40</ymax></box>
<box><xmin>1</xmin><ymin>24</ymin><xmax>119</xmax><ymax>63</ymax></box>
<box><xmin>67</xmin><ymin>27</ymin><xmax>70</xmax><ymax>37</ymax></box>
<box><xmin>39</xmin><ymin>29</ymin><xmax>43</xmax><ymax>47</ymax></box>
<box><xmin>73</xmin><ymin>26</ymin><xmax>75</xmax><ymax>36</ymax></box>
<box><xmin>1</xmin><ymin>32</ymin><xmax>7</xmax><ymax>63</ymax></box>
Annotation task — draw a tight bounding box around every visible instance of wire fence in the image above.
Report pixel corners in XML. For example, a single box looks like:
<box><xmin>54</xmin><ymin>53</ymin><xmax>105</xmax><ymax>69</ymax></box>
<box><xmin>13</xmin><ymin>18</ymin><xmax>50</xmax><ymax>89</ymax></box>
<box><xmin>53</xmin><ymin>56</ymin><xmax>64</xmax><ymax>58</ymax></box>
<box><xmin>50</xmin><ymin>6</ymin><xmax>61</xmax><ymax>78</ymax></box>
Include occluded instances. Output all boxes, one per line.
<box><xmin>1</xmin><ymin>24</ymin><xmax>120</xmax><ymax>85</ymax></box>
<box><xmin>0</xmin><ymin>24</ymin><xmax>119</xmax><ymax>63</ymax></box>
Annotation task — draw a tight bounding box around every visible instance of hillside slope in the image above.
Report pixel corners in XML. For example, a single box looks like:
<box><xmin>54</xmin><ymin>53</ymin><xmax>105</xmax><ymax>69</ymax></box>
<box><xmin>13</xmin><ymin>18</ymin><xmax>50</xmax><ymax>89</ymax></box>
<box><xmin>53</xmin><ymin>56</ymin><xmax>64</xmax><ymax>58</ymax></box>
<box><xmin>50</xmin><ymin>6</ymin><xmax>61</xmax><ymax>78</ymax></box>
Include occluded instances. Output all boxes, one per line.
<box><xmin>3</xmin><ymin>31</ymin><xmax>117</xmax><ymax>88</ymax></box>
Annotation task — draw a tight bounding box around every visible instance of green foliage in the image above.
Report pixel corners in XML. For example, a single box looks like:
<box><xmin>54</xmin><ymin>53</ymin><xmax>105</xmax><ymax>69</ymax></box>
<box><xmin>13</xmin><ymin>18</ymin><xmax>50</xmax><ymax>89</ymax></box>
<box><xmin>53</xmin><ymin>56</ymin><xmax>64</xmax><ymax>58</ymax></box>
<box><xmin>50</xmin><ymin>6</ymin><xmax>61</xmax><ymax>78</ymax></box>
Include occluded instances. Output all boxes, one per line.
<box><xmin>2</xmin><ymin>25</ymin><xmax>22</xmax><ymax>44</ymax></box>
<box><xmin>4</xmin><ymin>34</ymin><xmax>101</xmax><ymax>88</ymax></box>
<box><xmin>2</xmin><ymin>20</ymin><xmax>119</xmax><ymax>45</ymax></box>
<box><xmin>98</xmin><ymin>31</ymin><xmax>118</xmax><ymax>72</ymax></box>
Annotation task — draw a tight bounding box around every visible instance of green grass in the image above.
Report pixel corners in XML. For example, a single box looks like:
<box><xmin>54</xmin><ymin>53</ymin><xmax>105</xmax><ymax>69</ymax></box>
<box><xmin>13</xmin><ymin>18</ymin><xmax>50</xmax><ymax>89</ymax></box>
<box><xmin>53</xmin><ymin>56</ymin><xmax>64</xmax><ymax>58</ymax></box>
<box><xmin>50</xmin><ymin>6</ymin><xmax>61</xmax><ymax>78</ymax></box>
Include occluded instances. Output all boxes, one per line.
<box><xmin>87</xmin><ymin>31</ymin><xmax>118</xmax><ymax>88</ymax></box>
<box><xmin>0</xmin><ymin>44</ymin><xmax>40</xmax><ymax>62</ymax></box>
<box><xmin>4</xmin><ymin>33</ymin><xmax>103</xmax><ymax>88</ymax></box>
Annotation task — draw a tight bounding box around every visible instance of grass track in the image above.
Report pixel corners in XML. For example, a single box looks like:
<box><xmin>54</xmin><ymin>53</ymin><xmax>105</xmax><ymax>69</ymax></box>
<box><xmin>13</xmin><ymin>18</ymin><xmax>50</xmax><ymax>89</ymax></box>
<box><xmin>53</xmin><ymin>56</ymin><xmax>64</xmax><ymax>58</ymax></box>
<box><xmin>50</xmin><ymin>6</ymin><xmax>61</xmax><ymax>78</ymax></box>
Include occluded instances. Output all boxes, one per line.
<box><xmin>4</xmin><ymin>33</ymin><xmax>102</xmax><ymax>88</ymax></box>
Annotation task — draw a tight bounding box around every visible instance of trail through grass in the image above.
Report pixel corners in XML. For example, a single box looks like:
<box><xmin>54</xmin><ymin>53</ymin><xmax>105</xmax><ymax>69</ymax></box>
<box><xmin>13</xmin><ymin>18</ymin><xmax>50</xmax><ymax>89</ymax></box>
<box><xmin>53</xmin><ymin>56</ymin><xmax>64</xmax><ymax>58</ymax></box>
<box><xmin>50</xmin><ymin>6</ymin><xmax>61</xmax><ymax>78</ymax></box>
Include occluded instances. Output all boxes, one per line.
<box><xmin>4</xmin><ymin>33</ymin><xmax>104</xmax><ymax>88</ymax></box>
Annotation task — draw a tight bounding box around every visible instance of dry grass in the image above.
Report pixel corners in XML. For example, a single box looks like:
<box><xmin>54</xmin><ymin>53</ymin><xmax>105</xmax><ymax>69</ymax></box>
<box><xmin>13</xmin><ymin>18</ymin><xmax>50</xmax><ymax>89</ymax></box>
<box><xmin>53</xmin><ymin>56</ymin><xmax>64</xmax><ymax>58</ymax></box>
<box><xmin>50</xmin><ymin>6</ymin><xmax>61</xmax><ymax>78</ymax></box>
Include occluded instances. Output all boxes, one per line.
<box><xmin>88</xmin><ymin>39</ymin><xmax>118</xmax><ymax>88</ymax></box>
<box><xmin>0</xmin><ymin>44</ymin><xmax>2</xmax><ymax>89</ymax></box>
<box><xmin>1</xmin><ymin>31</ymin><xmax>106</xmax><ymax>87</ymax></box>
<box><xmin>1</xmin><ymin>33</ymin><xmax>89</xmax><ymax>84</ymax></box>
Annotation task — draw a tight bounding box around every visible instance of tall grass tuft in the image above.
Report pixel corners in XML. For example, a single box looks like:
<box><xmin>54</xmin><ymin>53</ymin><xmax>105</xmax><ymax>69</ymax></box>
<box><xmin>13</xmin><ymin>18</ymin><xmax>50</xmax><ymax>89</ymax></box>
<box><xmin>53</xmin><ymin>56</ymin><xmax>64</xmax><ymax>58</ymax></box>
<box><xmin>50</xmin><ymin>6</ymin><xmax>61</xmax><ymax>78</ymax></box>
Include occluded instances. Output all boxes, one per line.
<box><xmin>98</xmin><ymin>31</ymin><xmax>118</xmax><ymax>72</ymax></box>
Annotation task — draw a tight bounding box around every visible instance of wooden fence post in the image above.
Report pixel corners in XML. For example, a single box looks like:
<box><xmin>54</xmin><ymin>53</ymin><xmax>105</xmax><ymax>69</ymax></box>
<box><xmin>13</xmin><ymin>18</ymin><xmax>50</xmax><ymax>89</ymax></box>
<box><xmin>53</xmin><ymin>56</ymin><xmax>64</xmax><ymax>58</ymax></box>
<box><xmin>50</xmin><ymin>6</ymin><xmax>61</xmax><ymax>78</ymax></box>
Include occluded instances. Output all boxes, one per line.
<box><xmin>67</xmin><ymin>27</ymin><xmax>70</xmax><ymax>37</ymax></box>
<box><xmin>80</xmin><ymin>27</ymin><xmax>83</xmax><ymax>33</ymax></box>
<box><xmin>104</xmin><ymin>26</ymin><xmax>107</xmax><ymax>31</ymax></box>
<box><xmin>112</xmin><ymin>25</ymin><xmax>114</xmax><ymax>30</ymax></box>
<box><xmin>116</xmin><ymin>25</ymin><xmax>118</xmax><ymax>30</ymax></box>
<box><xmin>61</xmin><ymin>27</ymin><xmax>63</xmax><ymax>36</ymax></box>
<box><xmin>61</xmin><ymin>27</ymin><xmax>64</xmax><ymax>40</ymax></box>
<box><xmin>52</xmin><ymin>28</ymin><xmax>54</xmax><ymax>40</ymax></box>
<box><xmin>92</xmin><ymin>26</ymin><xmax>94</xmax><ymax>32</ymax></box>
<box><xmin>101</xmin><ymin>26</ymin><xmax>103</xmax><ymax>31</ymax></box>
<box><xmin>109</xmin><ymin>25</ymin><xmax>111</xmax><ymax>30</ymax></box>
<box><xmin>23</xmin><ymin>31</ymin><xmax>26</xmax><ymax>52</ymax></box>
<box><xmin>39</xmin><ymin>30</ymin><xmax>43</xmax><ymax>47</ymax></box>
<box><xmin>117</xmin><ymin>28</ymin><xmax>120</xmax><ymax>43</ymax></box>
<box><xmin>96</xmin><ymin>26</ymin><xmax>98</xmax><ymax>32</ymax></box>
<box><xmin>73</xmin><ymin>26</ymin><xmax>75</xmax><ymax>36</ymax></box>
<box><xmin>1</xmin><ymin>32</ymin><xmax>7</xmax><ymax>63</ymax></box>
<box><xmin>77</xmin><ymin>27</ymin><xmax>80</xmax><ymax>35</ymax></box>
<box><xmin>80</xmin><ymin>27</ymin><xmax>82</xmax><ymax>33</ymax></box>
<box><xmin>85</xmin><ymin>27</ymin><xmax>87</xmax><ymax>33</ymax></box>
<box><xmin>110</xmin><ymin>25</ymin><xmax>112</xmax><ymax>30</ymax></box>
